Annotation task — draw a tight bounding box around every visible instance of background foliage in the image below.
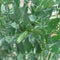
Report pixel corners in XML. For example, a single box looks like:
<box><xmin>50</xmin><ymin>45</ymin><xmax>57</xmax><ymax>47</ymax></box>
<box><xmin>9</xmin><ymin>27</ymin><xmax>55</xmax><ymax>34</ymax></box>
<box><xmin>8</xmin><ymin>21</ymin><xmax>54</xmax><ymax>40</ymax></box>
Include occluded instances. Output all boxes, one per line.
<box><xmin>0</xmin><ymin>0</ymin><xmax>60</xmax><ymax>60</ymax></box>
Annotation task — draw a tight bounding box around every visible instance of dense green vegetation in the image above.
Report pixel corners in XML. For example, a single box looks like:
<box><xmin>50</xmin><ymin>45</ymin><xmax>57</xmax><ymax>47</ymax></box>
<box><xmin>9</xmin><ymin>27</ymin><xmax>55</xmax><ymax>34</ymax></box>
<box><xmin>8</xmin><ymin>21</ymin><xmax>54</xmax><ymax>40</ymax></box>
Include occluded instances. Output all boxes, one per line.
<box><xmin>0</xmin><ymin>0</ymin><xmax>60</xmax><ymax>60</ymax></box>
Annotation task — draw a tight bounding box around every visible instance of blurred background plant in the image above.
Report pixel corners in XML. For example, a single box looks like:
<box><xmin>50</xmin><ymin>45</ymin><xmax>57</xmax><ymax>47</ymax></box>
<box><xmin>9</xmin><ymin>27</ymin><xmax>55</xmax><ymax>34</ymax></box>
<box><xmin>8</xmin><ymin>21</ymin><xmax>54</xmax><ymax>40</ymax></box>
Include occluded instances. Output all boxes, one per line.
<box><xmin>0</xmin><ymin>0</ymin><xmax>60</xmax><ymax>60</ymax></box>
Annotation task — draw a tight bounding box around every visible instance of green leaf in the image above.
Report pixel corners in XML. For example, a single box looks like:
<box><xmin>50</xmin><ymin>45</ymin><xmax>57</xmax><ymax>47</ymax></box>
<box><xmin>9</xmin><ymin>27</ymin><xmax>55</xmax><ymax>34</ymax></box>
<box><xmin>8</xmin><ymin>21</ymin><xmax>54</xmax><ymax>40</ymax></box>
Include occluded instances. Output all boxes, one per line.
<box><xmin>52</xmin><ymin>34</ymin><xmax>60</xmax><ymax>42</ymax></box>
<box><xmin>55</xmin><ymin>0</ymin><xmax>60</xmax><ymax>4</ymax></box>
<box><xmin>17</xmin><ymin>53</ymin><xmax>25</xmax><ymax>60</ymax></box>
<box><xmin>29</xmin><ymin>15</ymin><xmax>36</xmax><ymax>22</ymax></box>
<box><xmin>47</xmin><ymin>18</ymin><xmax>59</xmax><ymax>33</ymax></box>
<box><xmin>17</xmin><ymin>31</ymin><xmax>28</xmax><ymax>43</ymax></box>
<box><xmin>17</xmin><ymin>42</ymin><xmax>25</xmax><ymax>53</ymax></box>
<box><xmin>28</xmin><ymin>53</ymin><xmax>37</xmax><ymax>60</ymax></box>
<box><xmin>23</xmin><ymin>39</ymin><xmax>33</xmax><ymax>52</ymax></box>
<box><xmin>5</xmin><ymin>36</ymin><xmax>12</xmax><ymax>43</ymax></box>
<box><xmin>0</xmin><ymin>38</ymin><xmax>4</xmax><ymax>46</ymax></box>
<box><xmin>11</xmin><ymin>22</ymin><xmax>19</xmax><ymax>29</ymax></box>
